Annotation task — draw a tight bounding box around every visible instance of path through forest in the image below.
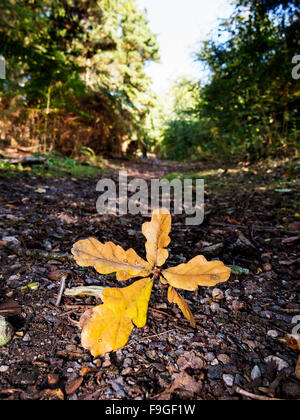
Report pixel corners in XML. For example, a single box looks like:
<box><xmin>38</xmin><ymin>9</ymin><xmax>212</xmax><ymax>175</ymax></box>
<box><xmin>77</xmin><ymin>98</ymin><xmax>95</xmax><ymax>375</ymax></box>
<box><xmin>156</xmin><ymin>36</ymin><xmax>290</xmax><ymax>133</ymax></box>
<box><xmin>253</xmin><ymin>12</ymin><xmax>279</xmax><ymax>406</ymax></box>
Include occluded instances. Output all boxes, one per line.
<box><xmin>0</xmin><ymin>157</ymin><xmax>299</xmax><ymax>400</ymax></box>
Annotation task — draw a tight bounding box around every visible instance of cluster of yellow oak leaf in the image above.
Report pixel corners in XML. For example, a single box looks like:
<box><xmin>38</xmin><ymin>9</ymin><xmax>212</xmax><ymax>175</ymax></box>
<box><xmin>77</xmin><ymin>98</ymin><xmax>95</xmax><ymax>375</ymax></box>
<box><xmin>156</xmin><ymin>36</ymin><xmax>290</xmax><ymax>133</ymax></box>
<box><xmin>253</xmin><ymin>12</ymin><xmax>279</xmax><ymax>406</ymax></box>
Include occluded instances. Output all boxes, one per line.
<box><xmin>71</xmin><ymin>208</ymin><xmax>231</xmax><ymax>357</ymax></box>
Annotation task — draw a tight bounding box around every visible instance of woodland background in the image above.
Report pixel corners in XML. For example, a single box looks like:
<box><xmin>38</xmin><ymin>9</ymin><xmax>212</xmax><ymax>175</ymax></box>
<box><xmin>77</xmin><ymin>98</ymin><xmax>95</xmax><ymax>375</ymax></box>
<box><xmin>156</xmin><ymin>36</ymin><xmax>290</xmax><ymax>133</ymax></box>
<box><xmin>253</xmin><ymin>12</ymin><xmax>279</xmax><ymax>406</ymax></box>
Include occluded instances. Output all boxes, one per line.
<box><xmin>0</xmin><ymin>0</ymin><xmax>300</xmax><ymax>401</ymax></box>
<box><xmin>0</xmin><ymin>0</ymin><xmax>299</xmax><ymax>162</ymax></box>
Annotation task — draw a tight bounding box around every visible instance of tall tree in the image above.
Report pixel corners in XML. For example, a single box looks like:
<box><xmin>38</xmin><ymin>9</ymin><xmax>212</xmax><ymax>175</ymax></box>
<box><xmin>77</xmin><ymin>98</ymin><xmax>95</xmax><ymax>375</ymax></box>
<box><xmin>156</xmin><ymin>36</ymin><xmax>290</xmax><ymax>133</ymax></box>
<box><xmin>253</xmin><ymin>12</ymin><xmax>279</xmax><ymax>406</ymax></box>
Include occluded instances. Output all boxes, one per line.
<box><xmin>160</xmin><ymin>0</ymin><xmax>299</xmax><ymax>161</ymax></box>
<box><xmin>0</xmin><ymin>0</ymin><xmax>159</xmax><ymax>156</ymax></box>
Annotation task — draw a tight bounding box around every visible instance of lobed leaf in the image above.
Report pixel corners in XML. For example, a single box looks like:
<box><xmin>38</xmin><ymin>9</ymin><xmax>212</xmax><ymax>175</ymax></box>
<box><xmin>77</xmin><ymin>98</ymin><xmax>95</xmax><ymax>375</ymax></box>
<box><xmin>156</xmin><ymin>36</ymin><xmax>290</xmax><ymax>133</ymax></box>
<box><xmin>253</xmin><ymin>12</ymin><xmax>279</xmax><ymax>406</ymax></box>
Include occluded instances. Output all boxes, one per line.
<box><xmin>72</xmin><ymin>237</ymin><xmax>151</xmax><ymax>281</ymax></box>
<box><xmin>162</xmin><ymin>255</ymin><xmax>231</xmax><ymax>291</ymax></box>
<box><xmin>80</xmin><ymin>277</ymin><xmax>153</xmax><ymax>357</ymax></box>
<box><xmin>71</xmin><ymin>208</ymin><xmax>231</xmax><ymax>357</ymax></box>
<box><xmin>142</xmin><ymin>208</ymin><xmax>171</xmax><ymax>267</ymax></box>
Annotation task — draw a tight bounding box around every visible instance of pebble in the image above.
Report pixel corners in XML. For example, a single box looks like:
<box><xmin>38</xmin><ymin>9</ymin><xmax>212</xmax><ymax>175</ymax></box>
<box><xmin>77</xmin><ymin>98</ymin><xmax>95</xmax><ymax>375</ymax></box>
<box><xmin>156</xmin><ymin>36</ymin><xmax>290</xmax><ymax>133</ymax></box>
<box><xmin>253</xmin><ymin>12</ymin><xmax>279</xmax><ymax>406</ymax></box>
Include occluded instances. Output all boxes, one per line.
<box><xmin>22</xmin><ymin>333</ymin><xmax>31</xmax><ymax>342</ymax></box>
<box><xmin>232</xmin><ymin>288</ymin><xmax>241</xmax><ymax>295</ymax></box>
<box><xmin>207</xmin><ymin>365</ymin><xmax>222</xmax><ymax>380</ymax></box>
<box><xmin>217</xmin><ymin>354</ymin><xmax>230</xmax><ymax>365</ymax></box>
<box><xmin>267</xmin><ymin>330</ymin><xmax>279</xmax><ymax>338</ymax></box>
<box><xmin>110</xmin><ymin>377</ymin><xmax>127</xmax><ymax>399</ymax></box>
<box><xmin>6</xmin><ymin>274</ymin><xmax>21</xmax><ymax>288</ymax></box>
<box><xmin>121</xmin><ymin>367</ymin><xmax>131</xmax><ymax>375</ymax></box>
<box><xmin>205</xmin><ymin>352</ymin><xmax>215</xmax><ymax>362</ymax></box>
<box><xmin>0</xmin><ymin>317</ymin><xmax>13</xmax><ymax>346</ymax></box>
<box><xmin>225</xmin><ymin>289</ymin><xmax>233</xmax><ymax>301</ymax></box>
<box><xmin>264</xmin><ymin>356</ymin><xmax>289</xmax><ymax>371</ymax></box>
<box><xmin>251</xmin><ymin>365</ymin><xmax>261</xmax><ymax>380</ymax></box>
<box><xmin>234</xmin><ymin>374</ymin><xmax>246</xmax><ymax>387</ymax></box>
<box><xmin>222</xmin><ymin>374</ymin><xmax>234</xmax><ymax>387</ymax></box>
<box><xmin>102</xmin><ymin>359</ymin><xmax>111</xmax><ymax>368</ymax></box>
<box><xmin>200</xmin><ymin>297</ymin><xmax>210</xmax><ymax>304</ymax></box>
<box><xmin>123</xmin><ymin>357</ymin><xmax>132</xmax><ymax>368</ymax></box>
<box><xmin>260</xmin><ymin>310</ymin><xmax>273</xmax><ymax>319</ymax></box>
<box><xmin>2</xmin><ymin>236</ymin><xmax>21</xmax><ymax>247</ymax></box>
<box><xmin>212</xmin><ymin>288</ymin><xmax>224</xmax><ymax>302</ymax></box>
<box><xmin>0</xmin><ymin>365</ymin><xmax>9</xmax><ymax>373</ymax></box>
<box><xmin>263</xmin><ymin>263</ymin><xmax>272</xmax><ymax>271</ymax></box>
<box><xmin>210</xmin><ymin>303</ymin><xmax>220</xmax><ymax>313</ymax></box>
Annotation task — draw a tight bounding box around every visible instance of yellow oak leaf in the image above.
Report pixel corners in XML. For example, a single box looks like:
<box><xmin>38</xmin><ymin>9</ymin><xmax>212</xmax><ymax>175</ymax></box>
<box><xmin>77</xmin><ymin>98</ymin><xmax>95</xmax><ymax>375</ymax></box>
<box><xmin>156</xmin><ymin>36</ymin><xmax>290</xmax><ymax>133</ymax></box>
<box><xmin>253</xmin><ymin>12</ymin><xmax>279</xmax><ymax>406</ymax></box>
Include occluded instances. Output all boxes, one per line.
<box><xmin>72</xmin><ymin>237</ymin><xmax>151</xmax><ymax>281</ymax></box>
<box><xmin>162</xmin><ymin>255</ymin><xmax>231</xmax><ymax>291</ymax></box>
<box><xmin>71</xmin><ymin>208</ymin><xmax>231</xmax><ymax>356</ymax></box>
<box><xmin>142</xmin><ymin>208</ymin><xmax>171</xmax><ymax>267</ymax></box>
<box><xmin>167</xmin><ymin>285</ymin><xmax>196</xmax><ymax>328</ymax></box>
<box><xmin>80</xmin><ymin>277</ymin><xmax>153</xmax><ymax>357</ymax></box>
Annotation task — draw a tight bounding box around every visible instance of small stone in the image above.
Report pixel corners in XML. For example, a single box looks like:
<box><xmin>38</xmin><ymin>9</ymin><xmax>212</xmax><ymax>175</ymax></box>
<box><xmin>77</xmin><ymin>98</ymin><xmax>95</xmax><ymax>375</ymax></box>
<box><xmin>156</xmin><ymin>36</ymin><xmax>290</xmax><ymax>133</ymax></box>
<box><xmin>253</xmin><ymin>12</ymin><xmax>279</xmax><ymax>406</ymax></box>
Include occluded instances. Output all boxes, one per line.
<box><xmin>232</xmin><ymin>300</ymin><xmax>244</xmax><ymax>311</ymax></box>
<box><xmin>251</xmin><ymin>365</ymin><xmax>261</xmax><ymax>380</ymax></box>
<box><xmin>264</xmin><ymin>356</ymin><xmax>289</xmax><ymax>371</ymax></box>
<box><xmin>43</xmin><ymin>240</ymin><xmax>52</xmax><ymax>251</ymax></box>
<box><xmin>210</xmin><ymin>303</ymin><xmax>220</xmax><ymax>313</ymax></box>
<box><xmin>6</xmin><ymin>274</ymin><xmax>21</xmax><ymax>288</ymax></box>
<box><xmin>2</xmin><ymin>236</ymin><xmax>21</xmax><ymax>247</ymax></box>
<box><xmin>234</xmin><ymin>374</ymin><xmax>246</xmax><ymax>386</ymax></box>
<box><xmin>207</xmin><ymin>365</ymin><xmax>222</xmax><ymax>380</ymax></box>
<box><xmin>263</xmin><ymin>263</ymin><xmax>272</xmax><ymax>271</ymax></box>
<box><xmin>0</xmin><ymin>365</ymin><xmax>9</xmax><ymax>373</ymax></box>
<box><xmin>232</xmin><ymin>288</ymin><xmax>241</xmax><ymax>294</ymax></box>
<box><xmin>267</xmin><ymin>330</ymin><xmax>279</xmax><ymax>338</ymax></box>
<box><xmin>102</xmin><ymin>359</ymin><xmax>111</xmax><ymax>368</ymax></box>
<box><xmin>110</xmin><ymin>377</ymin><xmax>126</xmax><ymax>399</ymax></box>
<box><xmin>222</xmin><ymin>374</ymin><xmax>234</xmax><ymax>387</ymax></box>
<box><xmin>224</xmin><ymin>289</ymin><xmax>233</xmax><ymax>301</ymax></box>
<box><xmin>0</xmin><ymin>316</ymin><xmax>13</xmax><ymax>346</ymax></box>
<box><xmin>212</xmin><ymin>288</ymin><xmax>224</xmax><ymax>302</ymax></box>
<box><xmin>260</xmin><ymin>310</ymin><xmax>272</xmax><ymax>319</ymax></box>
<box><xmin>205</xmin><ymin>352</ymin><xmax>215</xmax><ymax>362</ymax></box>
<box><xmin>65</xmin><ymin>376</ymin><xmax>83</xmax><ymax>395</ymax></box>
<box><xmin>22</xmin><ymin>333</ymin><xmax>31</xmax><ymax>342</ymax></box>
<box><xmin>200</xmin><ymin>297</ymin><xmax>210</xmax><ymax>304</ymax></box>
<box><xmin>121</xmin><ymin>367</ymin><xmax>131</xmax><ymax>375</ymax></box>
<box><xmin>123</xmin><ymin>357</ymin><xmax>132</xmax><ymax>368</ymax></box>
<box><xmin>217</xmin><ymin>354</ymin><xmax>230</xmax><ymax>365</ymax></box>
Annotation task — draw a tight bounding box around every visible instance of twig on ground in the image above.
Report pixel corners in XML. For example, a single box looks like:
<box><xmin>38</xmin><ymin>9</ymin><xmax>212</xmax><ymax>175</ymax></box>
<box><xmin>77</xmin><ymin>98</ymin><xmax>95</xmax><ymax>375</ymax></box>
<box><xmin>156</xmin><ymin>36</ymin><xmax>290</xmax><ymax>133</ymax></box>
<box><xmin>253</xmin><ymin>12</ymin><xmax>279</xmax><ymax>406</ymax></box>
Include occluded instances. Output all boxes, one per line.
<box><xmin>130</xmin><ymin>329</ymin><xmax>177</xmax><ymax>345</ymax></box>
<box><xmin>55</xmin><ymin>274</ymin><xmax>68</xmax><ymax>306</ymax></box>
<box><xmin>148</xmin><ymin>306</ymin><xmax>176</xmax><ymax>319</ymax></box>
<box><xmin>235</xmin><ymin>386</ymin><xmax>281</xmax><ymax>400</ymax></box>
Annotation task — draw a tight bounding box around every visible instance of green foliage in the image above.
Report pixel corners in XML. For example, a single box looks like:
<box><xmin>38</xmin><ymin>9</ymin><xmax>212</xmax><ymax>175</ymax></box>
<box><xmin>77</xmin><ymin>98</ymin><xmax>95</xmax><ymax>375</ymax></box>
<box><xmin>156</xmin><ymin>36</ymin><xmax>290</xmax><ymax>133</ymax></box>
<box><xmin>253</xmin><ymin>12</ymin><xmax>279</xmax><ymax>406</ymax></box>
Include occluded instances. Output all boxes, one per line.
<box><xmin>160</xmin><ymin>0</ymin><xmax>300</xmax><ymax>162</ymax></box>
<box><xmin>0</xmin><ymin>152</ymin><xmax>103</xmax><ymax>179</ymax></box>
<box><xmin>0</xmin><ymin>0</ymin><xmax>159</xmax><ymax>156</ymax></box>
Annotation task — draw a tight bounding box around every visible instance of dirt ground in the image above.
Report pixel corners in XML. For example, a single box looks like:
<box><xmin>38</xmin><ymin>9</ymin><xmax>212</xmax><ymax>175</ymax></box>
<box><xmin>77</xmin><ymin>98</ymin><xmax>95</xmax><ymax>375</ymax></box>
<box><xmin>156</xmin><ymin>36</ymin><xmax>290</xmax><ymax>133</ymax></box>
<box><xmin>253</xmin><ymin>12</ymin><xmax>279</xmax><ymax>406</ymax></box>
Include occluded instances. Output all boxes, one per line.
<box><xmin>0</xmin><ymin>157</ymin><xmax>299</xmax><ymax>400</ymax></box>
